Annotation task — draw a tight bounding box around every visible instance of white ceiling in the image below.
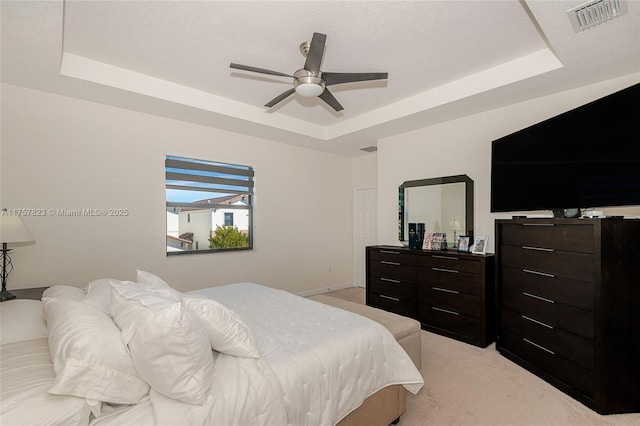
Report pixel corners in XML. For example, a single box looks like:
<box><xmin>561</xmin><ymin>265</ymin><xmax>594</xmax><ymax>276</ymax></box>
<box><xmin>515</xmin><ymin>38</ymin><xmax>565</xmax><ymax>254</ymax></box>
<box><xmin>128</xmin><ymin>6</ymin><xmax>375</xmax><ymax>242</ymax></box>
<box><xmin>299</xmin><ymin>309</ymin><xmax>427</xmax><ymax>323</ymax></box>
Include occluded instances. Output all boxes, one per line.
<box><xmin>2</xmin><ymin>1</ymin><xmax>639</xmax><ymax>156</ymax></box>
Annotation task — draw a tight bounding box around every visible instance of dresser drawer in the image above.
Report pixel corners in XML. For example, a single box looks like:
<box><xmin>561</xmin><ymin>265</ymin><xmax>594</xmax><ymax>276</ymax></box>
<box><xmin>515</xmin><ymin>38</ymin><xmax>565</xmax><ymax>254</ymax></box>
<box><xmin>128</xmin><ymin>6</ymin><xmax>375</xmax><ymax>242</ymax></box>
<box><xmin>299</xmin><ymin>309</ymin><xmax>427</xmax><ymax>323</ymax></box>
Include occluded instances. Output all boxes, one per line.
<box><xmin>500</xmin><ymin>330</ymin><xmax>595</xmax><ymax>398</ymax></box>
<box><xmin>501</xmin><ymin>266</ymin><xmax>593</xmax><ymax>311</ymax></box>
<box><xmin>501</xmin><ymin>286</ymin><xmax>594</xmax><ymax>339</ymax></box>
<box><xmin>500</xmin><ymin>308</ymin><xmax>594</xmax><ymax>370</ymax></box>
<box><xmin>500</xmin><ymin>245</ymin><xmax>594</xmax><ymax>282</ymax></box>
<box><xmin>369</xmin><ymin>249</ymin><xmax>416</xmax><ymax>266</ymax></box>
<box><xmin>370</xmin><ymin>261</ymin><xmax>416</xmax><ymax>282</ymax></box>
<box><xmin>418</xmin><ymin>269</ymin><xmax>481</xmax><ymax>296</ymax></box>
<box><xmin>500</xmin><ymin>223</ymin><xmax>594</xmax><ymax>254</ymax></box>
<box><xmin>419</xmin><ymin>306</ymin><xmax>481</xmax><ymax>341</ymax></box>
<box><xmin>417</xmin><ymin>253</ymin><xmax>480</xmax><ymax>274</ymax></box>
<box><xmin>368</xmin><ymin>292</ymin><xmax>416</xmax><ymax>318</ymax></box>
<box><xmin>369</xmin><ymin>277</ymin><xmax>416</xmax><ymax>301</ymax></box>
<box><xmin>419</xmin><ymin>287</ymin><xmax>481</xmax><ymax>317</ymax></box>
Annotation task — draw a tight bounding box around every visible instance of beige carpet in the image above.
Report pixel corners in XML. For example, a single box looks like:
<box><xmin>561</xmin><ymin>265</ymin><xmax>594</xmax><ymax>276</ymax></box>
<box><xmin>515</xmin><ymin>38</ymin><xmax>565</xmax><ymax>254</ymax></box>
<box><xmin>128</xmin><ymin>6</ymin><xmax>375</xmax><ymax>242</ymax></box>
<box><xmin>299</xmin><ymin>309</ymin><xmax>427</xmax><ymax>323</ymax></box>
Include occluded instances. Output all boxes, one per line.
<box><xmin>323</xmin><ymin>287</ymin><xmax>640</xmax><ymax>426</ymax></box>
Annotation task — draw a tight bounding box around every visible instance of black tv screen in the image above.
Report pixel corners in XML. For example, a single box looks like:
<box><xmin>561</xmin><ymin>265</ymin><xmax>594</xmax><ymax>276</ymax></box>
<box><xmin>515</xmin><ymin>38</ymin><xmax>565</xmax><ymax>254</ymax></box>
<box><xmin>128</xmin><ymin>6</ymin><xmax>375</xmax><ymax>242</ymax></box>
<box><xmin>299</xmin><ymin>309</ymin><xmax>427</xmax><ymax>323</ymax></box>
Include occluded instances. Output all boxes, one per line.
<box><xmin>491</xmin><ymin>83</ymin><xmax>640</xmax><ymax>213</ymax></box>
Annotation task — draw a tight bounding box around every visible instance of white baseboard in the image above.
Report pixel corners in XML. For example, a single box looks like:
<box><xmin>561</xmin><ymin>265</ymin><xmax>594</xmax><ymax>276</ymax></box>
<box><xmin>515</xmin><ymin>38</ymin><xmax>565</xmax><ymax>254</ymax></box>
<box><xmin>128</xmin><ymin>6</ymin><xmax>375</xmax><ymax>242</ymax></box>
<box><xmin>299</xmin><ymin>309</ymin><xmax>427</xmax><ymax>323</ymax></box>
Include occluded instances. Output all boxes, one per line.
<box><xmin>297</xmin><ymin>282</ymin><xmax>355</xmax><ymax>297</ymax></box>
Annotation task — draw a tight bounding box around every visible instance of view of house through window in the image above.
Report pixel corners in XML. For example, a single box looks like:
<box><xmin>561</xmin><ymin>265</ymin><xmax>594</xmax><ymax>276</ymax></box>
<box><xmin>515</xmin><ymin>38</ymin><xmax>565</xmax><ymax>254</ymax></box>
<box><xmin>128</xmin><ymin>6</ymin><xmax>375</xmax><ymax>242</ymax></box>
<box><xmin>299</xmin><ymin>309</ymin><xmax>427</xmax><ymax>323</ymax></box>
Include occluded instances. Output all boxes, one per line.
<box><xmin>165</xmin><ymin>155</ymin><xmax>253</xmax><ymax>254</ymax></box>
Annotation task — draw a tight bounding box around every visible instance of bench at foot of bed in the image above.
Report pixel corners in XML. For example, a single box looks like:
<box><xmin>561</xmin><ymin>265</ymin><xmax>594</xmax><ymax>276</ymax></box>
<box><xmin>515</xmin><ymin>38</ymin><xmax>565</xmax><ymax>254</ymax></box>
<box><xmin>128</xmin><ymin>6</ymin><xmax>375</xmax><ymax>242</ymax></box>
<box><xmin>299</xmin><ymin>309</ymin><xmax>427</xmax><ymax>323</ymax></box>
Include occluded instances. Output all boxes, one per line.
<box><xmin>308</xmin><ymin>294</ymin><xmax>422</xmax><ymax>370</ymax></box>
<box><xmin>309</xmin><ymin>294</ymin><xmax>423</xmax><ymax>426</ymax></box>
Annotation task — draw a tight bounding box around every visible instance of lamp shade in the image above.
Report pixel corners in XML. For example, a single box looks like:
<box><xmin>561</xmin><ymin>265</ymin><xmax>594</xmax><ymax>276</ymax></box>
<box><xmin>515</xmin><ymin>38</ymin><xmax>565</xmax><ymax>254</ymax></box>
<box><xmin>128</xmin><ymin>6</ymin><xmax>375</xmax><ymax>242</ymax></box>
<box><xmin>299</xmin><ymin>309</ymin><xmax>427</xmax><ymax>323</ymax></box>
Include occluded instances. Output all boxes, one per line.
<box><xmin>0</xmin><ymin>215</ymin><xmax>34</xmax><ymax>244</ymax></box>
<box><xmin>449</xmin><ymin>219</ymin><xmax>462</xmax><ymax>231</ymax></box>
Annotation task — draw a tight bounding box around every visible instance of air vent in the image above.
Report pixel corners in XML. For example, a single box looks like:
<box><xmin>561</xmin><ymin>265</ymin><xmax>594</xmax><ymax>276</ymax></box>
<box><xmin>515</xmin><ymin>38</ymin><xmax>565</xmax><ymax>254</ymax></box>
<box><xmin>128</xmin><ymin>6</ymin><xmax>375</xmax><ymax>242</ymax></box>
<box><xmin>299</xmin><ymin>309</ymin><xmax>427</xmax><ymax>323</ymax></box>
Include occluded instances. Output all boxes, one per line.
<box><xmin>567</xmin><ymin>0</ymin><xmax>627</xmax><ymax>32</ymax></box>
<box><xmin>360</xmin><ymin>146</ymin><xmax>377</xmax><ymax>152</ymax></box>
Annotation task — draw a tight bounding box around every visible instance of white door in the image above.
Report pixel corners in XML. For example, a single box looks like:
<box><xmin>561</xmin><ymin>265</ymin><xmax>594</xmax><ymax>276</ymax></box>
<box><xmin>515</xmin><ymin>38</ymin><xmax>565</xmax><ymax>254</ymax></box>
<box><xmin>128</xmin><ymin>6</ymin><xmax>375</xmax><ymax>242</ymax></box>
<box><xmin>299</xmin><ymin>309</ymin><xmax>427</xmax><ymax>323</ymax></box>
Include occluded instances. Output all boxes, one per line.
<box><xmin>353</xmin><ymin>188</ymin><xmax>378</xmax><ymax>288</ymax></box>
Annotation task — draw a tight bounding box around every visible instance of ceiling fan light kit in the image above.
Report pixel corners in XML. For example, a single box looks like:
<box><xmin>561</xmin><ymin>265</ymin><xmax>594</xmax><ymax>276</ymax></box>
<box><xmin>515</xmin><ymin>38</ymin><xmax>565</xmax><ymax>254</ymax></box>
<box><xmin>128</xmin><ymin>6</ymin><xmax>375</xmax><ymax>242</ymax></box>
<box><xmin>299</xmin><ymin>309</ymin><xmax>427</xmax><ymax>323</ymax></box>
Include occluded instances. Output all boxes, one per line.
<box><xmin>293</xmin><ymin>69</ymin><xmax>325</xmax><ymax>97</ymax></box>
<box><xmin>230</xmin><ymin>32</ymin><xmax>388</xmax><ymax>112</ymax></box>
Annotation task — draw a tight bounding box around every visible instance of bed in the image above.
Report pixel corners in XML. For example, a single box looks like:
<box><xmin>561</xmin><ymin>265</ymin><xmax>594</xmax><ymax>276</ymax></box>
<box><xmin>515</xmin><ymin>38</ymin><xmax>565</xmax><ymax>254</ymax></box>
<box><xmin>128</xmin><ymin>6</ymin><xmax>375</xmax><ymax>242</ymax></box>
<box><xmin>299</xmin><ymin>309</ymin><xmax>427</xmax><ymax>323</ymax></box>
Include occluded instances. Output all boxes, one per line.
<box><xmin>0</xmin><ymin>272</ymin><xmax>424</xmax><ymax>426</ymax></box>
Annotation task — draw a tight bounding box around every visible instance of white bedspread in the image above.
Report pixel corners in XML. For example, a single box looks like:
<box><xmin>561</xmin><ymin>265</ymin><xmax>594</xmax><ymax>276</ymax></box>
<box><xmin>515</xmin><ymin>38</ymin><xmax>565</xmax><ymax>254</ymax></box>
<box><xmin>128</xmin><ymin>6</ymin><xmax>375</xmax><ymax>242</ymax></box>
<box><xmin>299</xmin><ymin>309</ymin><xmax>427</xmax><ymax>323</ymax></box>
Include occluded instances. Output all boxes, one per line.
<box><xmin>184</xmin><ymin>283</ymin><xmax>424</xmax><ymax>426</ymax></box>
<box><xmin>10</xmin><ymin>283</ymin><xmax>424</xmax><ymax>426</ymax></box>
<box><xmin>0</xmin><ymin>339</ymin><xmax>91</xmax><ymax>426</ymax></box>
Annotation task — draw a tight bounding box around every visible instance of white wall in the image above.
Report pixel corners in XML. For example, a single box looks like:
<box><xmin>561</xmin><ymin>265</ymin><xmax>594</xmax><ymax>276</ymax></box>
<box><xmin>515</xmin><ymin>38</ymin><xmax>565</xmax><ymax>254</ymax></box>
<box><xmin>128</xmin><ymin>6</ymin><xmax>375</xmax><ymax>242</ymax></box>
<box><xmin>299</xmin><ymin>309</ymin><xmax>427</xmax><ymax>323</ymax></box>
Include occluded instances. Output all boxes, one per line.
<box><xmin>377</xmin><ymin>75</ymin><xmax>640</xmax><ymax>253</ymax></box>
<box><xmin>1</xmin><ymin>83</ymin><xmax>353</xmax><ymax>294</ymax></box>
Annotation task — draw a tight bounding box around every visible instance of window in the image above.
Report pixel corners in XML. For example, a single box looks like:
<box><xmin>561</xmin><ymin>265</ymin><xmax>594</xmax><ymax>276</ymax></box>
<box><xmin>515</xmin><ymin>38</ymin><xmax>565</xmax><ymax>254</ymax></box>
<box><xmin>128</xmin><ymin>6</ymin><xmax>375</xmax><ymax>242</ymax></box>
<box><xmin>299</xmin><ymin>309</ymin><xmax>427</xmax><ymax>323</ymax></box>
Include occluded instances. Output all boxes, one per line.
<box><xmin>224</xmin><ymin>212</ymin><xmax>234</xmax><ymax>227</ymax></box>
<box><xmin>165</xmin><ymin>155</ymin><xmax>253</xmax><ymax>254</ymax></box>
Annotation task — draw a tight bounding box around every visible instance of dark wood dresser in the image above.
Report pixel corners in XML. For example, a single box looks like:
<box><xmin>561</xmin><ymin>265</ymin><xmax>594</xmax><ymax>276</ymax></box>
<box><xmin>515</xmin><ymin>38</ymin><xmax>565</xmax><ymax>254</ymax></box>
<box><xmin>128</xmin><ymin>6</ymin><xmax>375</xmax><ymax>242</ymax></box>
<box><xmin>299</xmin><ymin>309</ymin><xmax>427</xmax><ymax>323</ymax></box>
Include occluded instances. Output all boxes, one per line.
<box><xmin>366</xmin><ymin>245</ymin><xmax>495</xmax><ymax>347</ymax></box>
<box><xmin>495</xmin><ymin>218</ymin><xmax>640</xmax><ymax>414</ymax></box>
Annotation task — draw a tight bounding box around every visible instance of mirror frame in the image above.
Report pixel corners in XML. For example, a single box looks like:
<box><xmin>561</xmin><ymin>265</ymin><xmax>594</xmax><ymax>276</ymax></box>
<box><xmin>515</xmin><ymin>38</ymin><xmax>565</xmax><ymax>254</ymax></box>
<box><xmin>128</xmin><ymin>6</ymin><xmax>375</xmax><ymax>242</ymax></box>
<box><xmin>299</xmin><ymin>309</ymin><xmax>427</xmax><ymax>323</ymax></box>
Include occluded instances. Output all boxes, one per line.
<box><xmin>398</xmin><ymin>174</ymin><xmax>474</xmax><ymax>244</ymax></box>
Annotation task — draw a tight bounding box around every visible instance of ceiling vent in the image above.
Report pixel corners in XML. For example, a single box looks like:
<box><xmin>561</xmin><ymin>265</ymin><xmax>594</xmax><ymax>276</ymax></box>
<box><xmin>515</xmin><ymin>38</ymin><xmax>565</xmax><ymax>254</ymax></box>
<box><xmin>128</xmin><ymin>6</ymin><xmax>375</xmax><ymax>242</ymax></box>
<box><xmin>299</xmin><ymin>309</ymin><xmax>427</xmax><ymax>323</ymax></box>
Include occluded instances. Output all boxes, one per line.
<box><xmin>567</xmin><ymin>0</ymin><xmax>628</xmax><ymax>32</ymax></box>
<box><xmin>360</xmin><ymin>146</ymin><xmax>377</xmax><ymax>152</ymax></box>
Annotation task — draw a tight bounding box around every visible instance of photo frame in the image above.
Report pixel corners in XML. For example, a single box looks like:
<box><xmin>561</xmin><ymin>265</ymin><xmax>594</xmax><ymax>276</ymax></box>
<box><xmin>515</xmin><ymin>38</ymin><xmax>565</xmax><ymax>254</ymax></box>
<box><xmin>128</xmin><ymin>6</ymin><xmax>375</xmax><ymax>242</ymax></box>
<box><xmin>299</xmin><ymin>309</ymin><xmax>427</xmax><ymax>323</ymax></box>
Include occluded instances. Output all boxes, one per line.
<box><xmin>423</xmin><ymin>232</ymin><xmax>447</xmax><ymax>250</ymax></box>
<box><xmin>457</xmin><ymin>236</ymin><xmax>470</xmax><ymax>252</ymax></box>
<box><xmin>471</xmin><ymin>236</ymin><xmax>489</xmax><ymax>254</ymax></box>
<box><xmin>422</xmin><ymin>233</ymin><xmax>436</xmax><ymax>250</ymax></box>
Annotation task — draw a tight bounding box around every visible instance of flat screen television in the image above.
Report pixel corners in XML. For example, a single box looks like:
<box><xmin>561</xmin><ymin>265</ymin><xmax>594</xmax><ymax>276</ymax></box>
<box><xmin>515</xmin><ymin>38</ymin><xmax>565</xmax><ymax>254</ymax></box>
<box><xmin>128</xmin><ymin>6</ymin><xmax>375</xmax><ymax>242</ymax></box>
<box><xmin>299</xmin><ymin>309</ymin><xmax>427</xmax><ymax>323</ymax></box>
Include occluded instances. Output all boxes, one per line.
<box><xmin>490</xmin><ymin>82</ymin><xmax>640</xmax><ymax>214</ymax></box>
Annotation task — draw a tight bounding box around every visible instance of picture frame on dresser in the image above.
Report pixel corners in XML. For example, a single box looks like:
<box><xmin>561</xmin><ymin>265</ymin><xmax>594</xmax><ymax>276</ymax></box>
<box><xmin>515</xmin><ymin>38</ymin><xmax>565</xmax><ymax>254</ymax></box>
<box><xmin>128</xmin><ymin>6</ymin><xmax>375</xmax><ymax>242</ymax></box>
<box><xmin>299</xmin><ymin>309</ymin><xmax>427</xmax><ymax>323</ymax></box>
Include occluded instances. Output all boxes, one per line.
<box><xmin>457</xmin><ymin>236</ymin><xmax>470</xmax><ymax>252</ymax></box>
<box><xmin>471</xmin><ymin>236</ymin><xmax>488</xmax><ymax>254</ymax></box>
<box><xmin>423</xmin><ymin>232</ymin><xmax>447</xmax><ymax>250</ymax></box>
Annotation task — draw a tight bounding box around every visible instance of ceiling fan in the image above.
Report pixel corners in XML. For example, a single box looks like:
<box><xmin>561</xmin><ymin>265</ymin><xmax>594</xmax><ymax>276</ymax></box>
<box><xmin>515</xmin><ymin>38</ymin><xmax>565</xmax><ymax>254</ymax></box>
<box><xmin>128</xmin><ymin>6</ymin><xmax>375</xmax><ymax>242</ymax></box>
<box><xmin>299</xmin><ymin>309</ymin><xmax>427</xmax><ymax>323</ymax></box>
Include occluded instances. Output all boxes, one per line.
<box><xmin>230</xmin><ymin>32</ymin><xmax>388</xmax><ymax>112</ymax></box>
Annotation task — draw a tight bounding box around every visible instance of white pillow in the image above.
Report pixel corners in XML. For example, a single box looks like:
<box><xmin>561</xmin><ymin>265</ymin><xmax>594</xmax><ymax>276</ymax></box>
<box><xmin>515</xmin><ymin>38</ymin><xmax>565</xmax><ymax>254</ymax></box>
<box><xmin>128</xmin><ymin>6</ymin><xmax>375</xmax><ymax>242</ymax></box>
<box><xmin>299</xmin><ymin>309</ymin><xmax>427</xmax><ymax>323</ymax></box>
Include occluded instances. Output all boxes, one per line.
<box><xmin>184</xmin><ymin>295</ymin><xmax>260</xmax><ymax>358</ymax></box>
<box><xmin>136</xmin><ymin>270</ymin><xmax>183</xmax><ymax>300</ymax></box>
<box><xmin>110</xmin><ymin>282</ymin><xmax>213</xmax><ymax>405</ymax></box>
<box><xmin>0</xmin><ymin>299</ymin><xmax>48</xmax><ymax>344</ymax></box>
<box><xmin>84</xmin><ymin>278</ymin><xmax>116</xmax><ymax>313</ymax></box>
<box><xmin>43</xmin><ymin>297</ymin><xmax>149</xmax><ymax>405</ymax></box>
<box><xmin>42</xmin><ymin>285</ymin><xmax>86</xmax><ymax>301</ymax></box>
<box><xmin>84</xmin><ymin>278</ymin><xmax>136</xmax><ymax>314</ymax></box>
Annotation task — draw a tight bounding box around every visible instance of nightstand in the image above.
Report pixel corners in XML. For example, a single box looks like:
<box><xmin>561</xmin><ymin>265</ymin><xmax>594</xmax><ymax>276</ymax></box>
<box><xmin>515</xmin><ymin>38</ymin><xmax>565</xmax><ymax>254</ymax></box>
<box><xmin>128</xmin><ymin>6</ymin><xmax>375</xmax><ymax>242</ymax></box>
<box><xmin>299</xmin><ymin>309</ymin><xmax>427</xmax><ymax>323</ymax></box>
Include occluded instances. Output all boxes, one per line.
<box><xmin>9</xmin><ymin>287</ymin><xmax>49</xmax><ymax>300</ymax></box>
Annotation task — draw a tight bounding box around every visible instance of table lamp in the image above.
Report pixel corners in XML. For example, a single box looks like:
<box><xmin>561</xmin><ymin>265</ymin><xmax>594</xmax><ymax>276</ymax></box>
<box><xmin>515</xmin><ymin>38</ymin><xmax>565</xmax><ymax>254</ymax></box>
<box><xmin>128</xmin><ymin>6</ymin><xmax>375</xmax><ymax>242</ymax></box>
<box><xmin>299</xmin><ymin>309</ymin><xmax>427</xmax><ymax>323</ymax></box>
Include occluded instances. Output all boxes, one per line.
<box><xmin>1</xmin><ymin>212</ymin><xmax>34</xmax><ymax>301</ymax></box>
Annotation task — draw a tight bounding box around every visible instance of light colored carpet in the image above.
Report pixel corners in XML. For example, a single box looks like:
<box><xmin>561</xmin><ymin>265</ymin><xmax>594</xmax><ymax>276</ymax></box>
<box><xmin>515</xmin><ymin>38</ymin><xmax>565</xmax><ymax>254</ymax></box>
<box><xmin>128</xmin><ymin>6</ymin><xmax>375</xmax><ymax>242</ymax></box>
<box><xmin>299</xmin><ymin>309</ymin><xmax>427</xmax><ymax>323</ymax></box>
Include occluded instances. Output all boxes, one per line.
<box><xmin>324</xmin><ymin>287</ymin><xmax>640</xmax><ymax>426</ymax></box>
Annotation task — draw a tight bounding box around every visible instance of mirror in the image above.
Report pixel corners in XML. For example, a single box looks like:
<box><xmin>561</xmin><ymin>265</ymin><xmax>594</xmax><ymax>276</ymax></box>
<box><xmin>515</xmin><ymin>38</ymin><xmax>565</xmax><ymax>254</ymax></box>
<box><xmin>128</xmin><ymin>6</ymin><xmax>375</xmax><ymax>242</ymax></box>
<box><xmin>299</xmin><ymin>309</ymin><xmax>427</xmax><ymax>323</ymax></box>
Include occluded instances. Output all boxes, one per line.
<box><xmin>399</xmin><ymin>175</ymin><xmax>474</xmax><ymax>247</ymax></box>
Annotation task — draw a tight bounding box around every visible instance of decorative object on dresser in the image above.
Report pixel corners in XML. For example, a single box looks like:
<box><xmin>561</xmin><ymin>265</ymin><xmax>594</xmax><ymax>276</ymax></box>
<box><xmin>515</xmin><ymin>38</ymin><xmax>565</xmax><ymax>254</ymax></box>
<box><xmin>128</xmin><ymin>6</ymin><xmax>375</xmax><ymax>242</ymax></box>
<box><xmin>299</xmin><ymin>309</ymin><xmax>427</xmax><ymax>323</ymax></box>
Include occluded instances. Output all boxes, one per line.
<box><xmin>495</xmin><ymin>218</ymin><xmax>640</xmax><ymax>414</ymax></box>
<box><xmin>408</xmin><ymin>223</ymin><xmax>425</xmax><ymax>249</ymax></box>
<box><xmin>457</xmin><ymin>236</ymin><xmax>470</xmax><ymax>252</ymax></box>
<box><xmin>422</xmin><ymin>232</ymin><xmax>446</xmax><ymax>251</ymax></box>
<box><xmin>471</xmin><ymin>236</ymin><xmax>488</xmax><ymax>254</ymax></box>
<box><xmin>0</xmin><ymin>212</ymin><xmax>35</xmax><ymax>302</ymax></box>
<box><xmin>366</xmin><ymin>245</ymin><xmax>495</xmax><ymax>347</ymax></box>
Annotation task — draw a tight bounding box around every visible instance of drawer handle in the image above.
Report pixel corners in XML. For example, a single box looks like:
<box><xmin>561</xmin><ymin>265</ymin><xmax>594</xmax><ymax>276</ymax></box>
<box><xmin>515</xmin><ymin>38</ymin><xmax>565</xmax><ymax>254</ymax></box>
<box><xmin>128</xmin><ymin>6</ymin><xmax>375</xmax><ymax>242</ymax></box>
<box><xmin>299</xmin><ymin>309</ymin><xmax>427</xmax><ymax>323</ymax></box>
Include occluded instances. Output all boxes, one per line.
<box><xmin>432</xmin><ymin>307</ymin><xmax>459</xmax><ymax>316</ymax></box>
<box><xmin>380</xmin><ymin>261</ymin><xmax>400</xmax><ymax>266</ymax></box>
<box><xmin>522</xmin><ymin>292</ymin><xmax>555</xmax><ymax>304</ymax></box>
<box><xmin>432</xmin><ymin>287</ymin><xmax>460</xmax><ymax>294</ymax></box>
<box><xmin>432</xmin><ymin>255</ymin><xmax>459</xmax><ymax>260</ymax></box>
<box><xmin>522</xmin><ymin>269</ymin><xmax>555</xmax><ymax>278</ymax></box>
<box><xmin>522</xmin><ymin>223</ymin><xmax>556</xmax><ymax>227</ymax></box>
<box><xmin>432</xmin><ymin>267</ymin><xmax>459</xmax><ymax>274</ymax></box>
<box><xmin>380</xmin><ymin>250</ymin><xmax>400</xmax><ymax>255</ymax></box>
<box><xmin>522</xmin><ymin>315</ymin><xmax>554</xmax><ymax>329</ymax></box>
<box><xmin>380</xmin><ymin>277</ymin><xmax>401</xmax><ymax>284</ymax></box>
<box><xmin>522</xmin><ymin>245</ymin><xmax>555</xmax><ymax>252</ymax></box>
<box><xmin>523</xmin><ymin>338</ymin><xmax>555</xmax><ymax>355</ymax></box>
<box><xmin>380</xmin><ymin>295</ymin><xmax>400</xmax><ymax>302</ymax></box>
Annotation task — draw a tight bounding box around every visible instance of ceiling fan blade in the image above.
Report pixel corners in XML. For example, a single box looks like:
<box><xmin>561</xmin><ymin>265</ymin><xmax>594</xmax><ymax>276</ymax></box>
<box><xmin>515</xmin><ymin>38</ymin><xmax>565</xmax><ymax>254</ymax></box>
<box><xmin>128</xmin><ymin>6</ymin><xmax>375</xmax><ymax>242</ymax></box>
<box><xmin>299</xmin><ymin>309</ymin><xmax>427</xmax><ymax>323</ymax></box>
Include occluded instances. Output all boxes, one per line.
<box><xmin>318</xmin><ymin>88</ymin><xmax>344</xmax><ymax>112</ymax></box>
<box><xmin>230</xmin><ymin>63</ymin><xmax>293</xmax><ymax>78</ymax></box>
<box><xmin>265</xmin><ymin>88</ymin><xmax>296</xmax><ymax>108</ymax></box>
<box><xmin>323</xmin><ymin>72</ymin><xmax>389</xmax><ymax>86</ymax></box>
<box><xmin>303</xmin><ymin>33</ymin><xmax>327</xmax><ymax>76</ymax></box>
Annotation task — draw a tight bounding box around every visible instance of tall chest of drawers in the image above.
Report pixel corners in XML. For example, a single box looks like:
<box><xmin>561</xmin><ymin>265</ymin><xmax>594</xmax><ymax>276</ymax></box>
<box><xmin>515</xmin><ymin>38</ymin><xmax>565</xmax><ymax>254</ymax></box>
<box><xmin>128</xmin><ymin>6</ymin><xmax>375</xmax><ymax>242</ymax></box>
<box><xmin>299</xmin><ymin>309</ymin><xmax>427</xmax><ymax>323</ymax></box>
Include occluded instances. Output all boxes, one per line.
<box><xmin>495</xmin><ymin>218</ymin><xmax>640</xmax><ymax>414</ymax></box>
<box><xmin>366</xmin><ymin>245</ymin><xmax>494</xmax><ymax>347</ymax></box>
